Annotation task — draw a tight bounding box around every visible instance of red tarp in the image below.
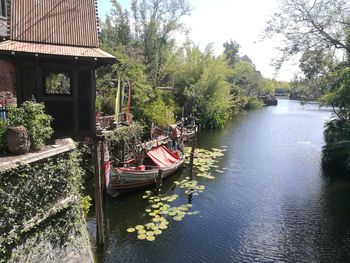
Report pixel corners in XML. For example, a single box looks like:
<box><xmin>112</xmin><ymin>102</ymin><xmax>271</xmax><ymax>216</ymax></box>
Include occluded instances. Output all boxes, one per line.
<box><xmin>146</xmin><ymin>145</ymin><xmax>180</xmax><ymax>167</ymax></box>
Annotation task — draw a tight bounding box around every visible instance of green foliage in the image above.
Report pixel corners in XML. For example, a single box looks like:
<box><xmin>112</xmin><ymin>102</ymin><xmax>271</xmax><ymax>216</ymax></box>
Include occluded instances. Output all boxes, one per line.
<box><xmin>109</xmin><ymin>122</ymin><xmax>144</xmax><ymax>162</ymax></box>
<box><xmin>96</xmin><ymin>44</ymin><xmax>153</xmax><ymax>121</ymax></box>
<box><xmin>244</xmin><ymin>97</ymin><xmax>264</xmax><ymax>110</ymax></box>
<box><xmin>6</xmin><ymin>102</ymin><xmax>53</xmax><ymax>151</ymax></box>
<box><xmin>81</xmin><ymin>195</ymin><xmax>92</xmax><ymax>217</ymax></box>
<box><xmin>0</xmin><ymin>119</ymin><xmax>7</xmax><ymax>154</ymax></box>
<box><xmin>320</xmin><ymin>66</ymin><xmax>350</xmax><ymax>111</ymax></box>
<box><xmin>223</xmin><ymin>40</ymin><xmax>240</xmax><ymax>66</ymax></box>
<box><xmin>45</xmin><ymin>73</ymin><xmax>71</xmax><ymax>95</ymax></box>
<box><xmin>96</xmin><ymin>94</ymin><xmax>115</xmax><ymax>115</ymax></box>
<box><xmin>231</xmin><ymin>60</ymin><xmax>262</xmax><ymax>96</ymax></box>
<box><xmin>144</xmin><ymin>95</ymin><xmax>176</xmax><ymax>128</ymax></box>
<box><xmin>322</xmin><ymin>112</ymin><xmax>350</xmax><ymax>172</ymax></box>
<box><xmin>173</xmin><ymin>45</ymin><xmax>232</xmax><ymax>128</ymax></box>
<box><xmin>98</xmin><ymin>2</ymin><xmax>277</xmax><ymax>130</ymax></box>
<box><xmin>0</xmin><ymin>150</ymin><xmax>85</xmax><ymax>261</ymax></box>
<box><xmin>275</xmin><ymin>81</ymin><xmax>291</xmax><ymax>95</ymax></box>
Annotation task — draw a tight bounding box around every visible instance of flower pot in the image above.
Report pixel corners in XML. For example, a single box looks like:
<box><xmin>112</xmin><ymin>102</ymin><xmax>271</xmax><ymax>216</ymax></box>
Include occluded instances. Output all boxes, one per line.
<box><xmin>6</xmin><ymin>126</ymin><xmax>30</xmax><ymax>155</ymax></box>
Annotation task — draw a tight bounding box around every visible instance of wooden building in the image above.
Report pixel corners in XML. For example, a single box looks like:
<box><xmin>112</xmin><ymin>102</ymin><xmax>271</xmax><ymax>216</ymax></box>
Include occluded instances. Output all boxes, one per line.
<box><xmin>0</xmin><ymin>0</ymin><xmax>115</xmax><ymax>137</ymax></box>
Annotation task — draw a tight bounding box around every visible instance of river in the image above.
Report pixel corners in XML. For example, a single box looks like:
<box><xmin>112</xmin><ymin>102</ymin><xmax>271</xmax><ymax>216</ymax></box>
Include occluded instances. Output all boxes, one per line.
<box><xmin>88</xmin><ymin>98</ymin><xmax>350</xmax><ymax>263</ymax></box>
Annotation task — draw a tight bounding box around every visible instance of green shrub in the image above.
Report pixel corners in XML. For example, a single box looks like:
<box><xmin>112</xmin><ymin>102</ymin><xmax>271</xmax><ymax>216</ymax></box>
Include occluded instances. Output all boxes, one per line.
<box><xmin>6</xmin><ymin>101</ymin><xmax>53</xmax><ymax>151</ymax></box>
<box><xmin>244</xmin><ymin>97</ymin><xmax>263</xmax><ymax>110</ymax></box>
<box><xmin>0</xmin><ymin>119</ymin><xmax>7</xmax><ymax>154</ymax></box>
<box><xmin>81</xmin><ymin>195</ymin><xmax>92</xmax><ymax>217</ymax></box>
<box><xmin>100</xmin><ymin>95</ymin><xmax>115</xmax><ymax>115</ymax></box>
<box><xmin>109</xmin><ymin>122</ymin><xmax>144</xmax><ymax>162</ymax></box>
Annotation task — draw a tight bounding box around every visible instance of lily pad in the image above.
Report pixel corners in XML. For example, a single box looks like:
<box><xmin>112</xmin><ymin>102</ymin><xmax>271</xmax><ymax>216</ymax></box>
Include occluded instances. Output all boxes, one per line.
<box><xmin>154</xmin><ymin>229</ymin><xmax>162</xmax><ymax>235</ymax></box>
<box><xmin>137</xmin><ymin>234</ymin><xmax>147</xmax><ymax>240</ymax></box>
<box><xmin>135</xmin><ymin>225</ymin><xmax>144</xmax><ymax>230</ymax></box>
<box><xmin>146</xmin><ymin>235</ymin><xmax>155</xmax><ymax>241</ymax></box>
<box><xmin>127</xmin><ymin>228</ymin><xmax>135</xmax><ymax>233</ymax></box>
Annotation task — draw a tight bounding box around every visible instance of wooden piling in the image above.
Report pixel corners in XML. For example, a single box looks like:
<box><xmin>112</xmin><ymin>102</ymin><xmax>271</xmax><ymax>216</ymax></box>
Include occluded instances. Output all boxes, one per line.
<box><xmin>100</xmin><ymin>139</ymin><xmax>106</xmax><ymax>196</ymax></box>
<box><xmin>155</xmin><ymin>169</ymin><xmax>163</xmax><ymax>195</ymax></box>
<box><xmin>93</xmin><ymin>138</ymin><xmax>105</xmax><ymax>246</ymax></box>
<box><xmin>189</xmin><ymin>130</ymin><xmax>197</xmax><ymax>181</ymax></box>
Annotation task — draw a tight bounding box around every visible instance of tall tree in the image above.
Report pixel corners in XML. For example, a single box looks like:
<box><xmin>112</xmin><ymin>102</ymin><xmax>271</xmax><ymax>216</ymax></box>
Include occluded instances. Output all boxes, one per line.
<box><xmin>223</xmin><ymin>40</ymin><xmax>240</xmax><ymax>66</ymax></box>
<box><xmin>264</xmin><ymin>0</ymin><xmax>350</xmax><ymax>69</ymax></box>
<box><xmin>136</xmin><ymin>0</ymin><xmax>191</xmax><ymax>86</ymax></box>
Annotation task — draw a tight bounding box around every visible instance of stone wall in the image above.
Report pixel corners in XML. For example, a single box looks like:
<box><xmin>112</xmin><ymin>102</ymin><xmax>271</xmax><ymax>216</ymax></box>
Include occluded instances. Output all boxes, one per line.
<box><xmin>0</xmin><ymin>140</ymin><xmax>94</xmax><ymax>263</ymax></box>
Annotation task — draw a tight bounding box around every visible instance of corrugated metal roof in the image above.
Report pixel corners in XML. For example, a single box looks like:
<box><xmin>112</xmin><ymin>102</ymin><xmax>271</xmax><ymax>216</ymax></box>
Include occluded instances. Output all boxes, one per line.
<box><xmin>0</xmin><ymin>40</ymin><xmax>115</xmax><ymax>60</ymax></box>
<box><xmin>10</xmin><ymin>0</ymin><xmax>99</xmax><ymax>47</ymax></box>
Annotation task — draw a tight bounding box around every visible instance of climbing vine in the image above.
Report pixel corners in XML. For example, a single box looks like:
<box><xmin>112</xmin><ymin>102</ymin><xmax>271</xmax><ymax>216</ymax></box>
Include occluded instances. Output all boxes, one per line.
<box><xmin>0</xmin><ymin>150</ymin><xmax>87</xmax><ymax>262</ymax></box>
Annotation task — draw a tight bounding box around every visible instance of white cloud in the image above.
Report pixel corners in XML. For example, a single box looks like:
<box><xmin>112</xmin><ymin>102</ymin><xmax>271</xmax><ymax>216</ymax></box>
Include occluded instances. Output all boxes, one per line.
<box><xmin>183</xmin><ymin>0</ymin><xmax>299</xmax><ymax>81</ymax></box>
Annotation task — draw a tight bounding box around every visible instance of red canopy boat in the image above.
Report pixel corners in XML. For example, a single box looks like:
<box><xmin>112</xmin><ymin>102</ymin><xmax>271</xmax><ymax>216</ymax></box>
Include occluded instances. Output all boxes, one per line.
<box><xmin>107</xmin><ymin>145</ymin><xmax>184</xmax><ymax>196</ymax></box>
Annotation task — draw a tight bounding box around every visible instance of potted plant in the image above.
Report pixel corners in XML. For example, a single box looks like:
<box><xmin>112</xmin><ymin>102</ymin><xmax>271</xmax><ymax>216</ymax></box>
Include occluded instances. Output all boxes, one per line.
<box><xmin>6</xmin><ymin>125</ymin><xmax>30</xmax><ymax>155</ymax></box>
<box><xmin>6</xmin><ymin>101</ymin><xmax>53</xmax><ymax>153</ymax></box>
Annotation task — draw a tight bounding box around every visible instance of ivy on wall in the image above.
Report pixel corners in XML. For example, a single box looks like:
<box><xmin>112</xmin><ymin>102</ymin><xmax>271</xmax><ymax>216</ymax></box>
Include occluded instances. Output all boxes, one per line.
<box><xmin>0</xmin><ymin>150</ymin><xmax>87</xmax><ymax>262</ymax></box>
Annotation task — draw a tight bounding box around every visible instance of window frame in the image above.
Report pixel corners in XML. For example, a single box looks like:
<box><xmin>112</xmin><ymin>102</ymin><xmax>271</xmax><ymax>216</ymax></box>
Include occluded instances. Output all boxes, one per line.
<box><xmin>43</xmin><ymin>71</ymin><xmax>73</xmax><ymax>97</ymax></box>
<box><xmin>0</xmin><ymin>0</ymin><xmax>7</xmax><ymax>19</ymax></box>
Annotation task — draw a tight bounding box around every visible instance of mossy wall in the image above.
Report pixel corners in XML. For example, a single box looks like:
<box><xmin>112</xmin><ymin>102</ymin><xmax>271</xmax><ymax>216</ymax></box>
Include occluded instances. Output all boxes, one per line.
<box><xmin>0</xmin><ymin>150</ymin><xmax>93</xmax><ymax>262</ymax></box>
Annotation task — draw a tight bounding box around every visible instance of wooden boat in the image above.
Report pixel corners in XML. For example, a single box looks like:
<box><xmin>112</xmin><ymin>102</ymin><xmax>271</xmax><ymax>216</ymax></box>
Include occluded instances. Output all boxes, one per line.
<box><xmin>181</xmin><ymin>125</ymin><xmax>197</xmax><ymax>141</ymax></box>
<box><xmin>107</xmin><ymin>144</ymin><xmax>184</xmax><ymax>196</ymax></box>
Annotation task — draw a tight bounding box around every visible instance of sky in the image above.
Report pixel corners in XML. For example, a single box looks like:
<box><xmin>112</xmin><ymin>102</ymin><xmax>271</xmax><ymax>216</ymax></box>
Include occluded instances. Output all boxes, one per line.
<box><xmin>97</xmin><ymin>0</ymin><xmax>300</xmax><ymax>81</ymax></box>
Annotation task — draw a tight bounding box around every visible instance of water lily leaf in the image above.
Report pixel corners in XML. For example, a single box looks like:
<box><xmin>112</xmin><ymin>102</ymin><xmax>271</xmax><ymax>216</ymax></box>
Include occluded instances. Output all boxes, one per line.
<box><xmin>127</xmin><ymin>228</ymin><xmax>135</xmax><ymax>233</ymax></box>
<box><xmin>154</xmin><ymin>229</ymin><xmax>162</xmax><ymax>235</ymax></box>
<box><xmin>138</xmin><ymin>230</ymin><xmax>146</xmax><ymax>234</ymax></box>
<box><xmin>159</xmin><ymin>224</ymin><xmax>168</xmax><ymax>230</ymax></box>
<box><xmin>146</xmin><ymin>235</ymin><xmax>155</xmax><ymax>241</ymax></box>
<box><xmin>135</xmin><ymin>225</ymin><xmax>144</xmax><ymax>230</ymax></box>
<box><xmin>137</xmin><ymin>234</ymin><xmax>146</xmax><ymax>240</ymax></box>
<box><xmin>146</xmin><ymin>223</ymin><xmax>155</xmax><ymax>228</ymax></box>
<box><xmin>146</xmin><ymin>231</ymin><xmax>155</xmax><ymax>236</ymax></box>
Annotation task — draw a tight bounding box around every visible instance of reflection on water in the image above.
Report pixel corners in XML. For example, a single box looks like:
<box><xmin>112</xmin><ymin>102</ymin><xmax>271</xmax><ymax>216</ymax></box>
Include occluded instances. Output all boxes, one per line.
<box><xmin>87</xmin><ymin>99</ymin><xmax>350</xmax><ymax>263</ymax></box>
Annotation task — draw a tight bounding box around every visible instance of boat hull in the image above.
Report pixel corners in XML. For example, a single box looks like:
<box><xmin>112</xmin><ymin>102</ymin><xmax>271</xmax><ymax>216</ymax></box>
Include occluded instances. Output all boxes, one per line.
<box><xmin>107</xmin><ymin>158</ymin><xmax>184</xmax><ymax>196</ymax></box>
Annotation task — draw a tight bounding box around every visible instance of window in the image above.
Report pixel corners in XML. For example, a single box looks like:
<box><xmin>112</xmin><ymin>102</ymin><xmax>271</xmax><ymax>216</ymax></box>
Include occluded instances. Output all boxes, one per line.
<box><xmin>0</xmin><ymin>0</ymin><xmax>7</xmax><ymax>18</ymax></box>
<box><xmin>44</xmin><ymin>73</ymin><xmax>72</xmax><ymax>95</ymax></box>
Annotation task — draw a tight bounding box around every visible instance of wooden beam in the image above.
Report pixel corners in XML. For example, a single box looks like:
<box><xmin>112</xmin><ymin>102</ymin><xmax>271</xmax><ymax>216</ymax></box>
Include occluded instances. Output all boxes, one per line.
<box><xmin>93</xmin><ymin>138</ymin><xmax>105</xmax><ymax>246</ymax></box>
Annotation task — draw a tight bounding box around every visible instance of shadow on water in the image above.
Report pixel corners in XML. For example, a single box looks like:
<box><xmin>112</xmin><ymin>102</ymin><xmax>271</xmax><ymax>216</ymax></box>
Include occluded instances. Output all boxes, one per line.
<box><xmin>87</xmin><ymin>99</ymin><xmax>350</xmax><ymax>263</ymax></box>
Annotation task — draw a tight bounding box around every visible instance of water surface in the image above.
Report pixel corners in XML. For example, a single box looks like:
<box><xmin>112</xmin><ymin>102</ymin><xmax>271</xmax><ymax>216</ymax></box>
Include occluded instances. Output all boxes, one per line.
<box><xmin>88</xmin><ymin>99</ymin><xmax>350</xmax><ymax>263</ymax></box>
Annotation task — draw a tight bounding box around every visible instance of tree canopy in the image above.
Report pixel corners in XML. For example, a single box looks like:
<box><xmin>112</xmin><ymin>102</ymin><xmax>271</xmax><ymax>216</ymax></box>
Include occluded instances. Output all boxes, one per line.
<box><xmin>96</xmin><ymin>0</ymin><xmax>277</xmax><ymax>129</ymax></box>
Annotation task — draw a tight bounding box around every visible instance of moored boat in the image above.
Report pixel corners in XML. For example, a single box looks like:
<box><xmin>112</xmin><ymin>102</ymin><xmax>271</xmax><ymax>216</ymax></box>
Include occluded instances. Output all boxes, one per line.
<box><xmin>107</xmin><ymin>144</ymin><xmax>184</xmax><ymax>197</ymax></box>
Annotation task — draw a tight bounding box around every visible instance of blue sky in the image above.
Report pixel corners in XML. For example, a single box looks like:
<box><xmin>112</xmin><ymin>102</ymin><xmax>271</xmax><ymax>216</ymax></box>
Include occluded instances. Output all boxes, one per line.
<box><xmin>96</xmin><ymin>0</ymin><xmax>299</xmax><ymax>81</ymax></box>
<box><xmin>97</xmin><ymin>0</ymin><xmax>113</xmax><ymax>17</ymax></box>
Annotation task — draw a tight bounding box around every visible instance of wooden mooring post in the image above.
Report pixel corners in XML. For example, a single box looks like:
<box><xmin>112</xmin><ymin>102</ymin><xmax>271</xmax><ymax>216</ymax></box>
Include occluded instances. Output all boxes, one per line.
<box><xmin>154</xmin><ymin>169</ymin><xmax>164</xmax><ymax>195</ymax></box>
<box><xmin>93</xmin><ymin>137</ymin><xmax>105</xmax><ymax>246</ymax></box>
<box><xmin>189</xmin><ymin>130</ymin><xmax>197</xmax><ymax>181</ymax></box>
